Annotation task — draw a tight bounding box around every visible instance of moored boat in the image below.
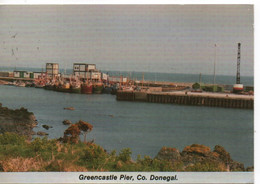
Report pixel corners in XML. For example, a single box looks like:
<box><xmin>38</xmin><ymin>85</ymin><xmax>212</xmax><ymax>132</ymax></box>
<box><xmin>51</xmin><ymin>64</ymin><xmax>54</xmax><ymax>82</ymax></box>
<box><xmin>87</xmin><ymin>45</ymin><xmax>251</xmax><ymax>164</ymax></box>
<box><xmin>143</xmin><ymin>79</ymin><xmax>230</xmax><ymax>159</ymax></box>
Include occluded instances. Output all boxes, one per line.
<box><xmin>102</xmin><ymin>85</ymin><xmax>112</xmax><ymax>94</ymax></box>
<box><xmin>55</xmin><ymin>82</ymin><xmax>71</xmax><ymax>93</ymax></box>
<box><xmin>111</xmin><ymin>84</ymin><xmax>119</xmax><ymax>95</ymax></box>
<box><xmin>35</xmin><ymin>84</ymin><xmax>45</xmax><ymax>88</ymax></box>
<box><xmin>70</xmin><ymin>84</ymin><xmax>81</xmax><ymax>93</ymax></box>
<box><xmin>44</xmin><ymin>84</ymin><xmax>55</xmax><ymax>90</ymax></box>
<box><xmin>25</xmin><ymin>82</ymin><xmax>34</xmax><ymax>87</ymax></box>
<box><xmin>92</xmin><ymin>81</ymin><xmax>103</xmax><ymax>94</ymax></box>
<box><xmin>16</xmin><ymin>82</ymin><xmax>26</xmax><ymax>87</ymax></box>
<box><xmin>81</xmin><ymin>81</ymin><xmax>93</xmax><ymax>94</ymax></box>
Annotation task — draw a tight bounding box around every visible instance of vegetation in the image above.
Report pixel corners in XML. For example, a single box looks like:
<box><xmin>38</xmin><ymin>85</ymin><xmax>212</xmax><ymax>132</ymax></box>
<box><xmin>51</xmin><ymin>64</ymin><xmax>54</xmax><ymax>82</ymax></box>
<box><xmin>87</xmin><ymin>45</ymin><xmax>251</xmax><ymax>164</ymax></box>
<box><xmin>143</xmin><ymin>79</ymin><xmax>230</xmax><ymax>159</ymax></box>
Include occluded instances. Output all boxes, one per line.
<box><xmin>192</xmin><ymin>82</ymin><xmax>200</xmax><ymax>90</ymax></box>
<box><xmin>0</xmin><ymin>114</ymin><xmax>251</xmax><ymax>172</ymax></box>
<box><xmin>63</xmin><ymin>120</ymin><xmax>93</xmax><ymax>144</ymax></box>
<box><xmin>76</xmin><ymin>120</ymin><xmax>93</xmax><ymax>143</ymax></box>
<box><xmin>0</xmin><ymin>131</ymin><xmax>250</xmax><ymax>172</ymax></box>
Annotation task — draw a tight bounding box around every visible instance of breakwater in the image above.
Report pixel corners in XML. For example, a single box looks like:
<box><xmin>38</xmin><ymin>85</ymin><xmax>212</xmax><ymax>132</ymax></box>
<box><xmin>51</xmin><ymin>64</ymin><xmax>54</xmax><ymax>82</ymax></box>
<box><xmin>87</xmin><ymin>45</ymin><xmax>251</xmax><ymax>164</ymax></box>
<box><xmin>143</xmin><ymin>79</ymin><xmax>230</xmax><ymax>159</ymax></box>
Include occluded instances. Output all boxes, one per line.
<box><xmin>116</xmin><ymin>91</ymin><xmax>254</xmax><ymax>109</ymax></box>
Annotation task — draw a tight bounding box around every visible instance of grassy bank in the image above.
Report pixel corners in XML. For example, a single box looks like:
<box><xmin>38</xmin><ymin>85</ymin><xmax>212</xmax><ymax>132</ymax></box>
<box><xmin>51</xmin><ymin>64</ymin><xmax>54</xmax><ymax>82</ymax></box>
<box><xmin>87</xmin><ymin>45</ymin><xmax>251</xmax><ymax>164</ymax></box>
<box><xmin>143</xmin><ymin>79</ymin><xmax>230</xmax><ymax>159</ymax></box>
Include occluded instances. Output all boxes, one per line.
<box><xmin>0</xmin><ymin>132</ymin><xmax>252</xmax><ymax>172</ymax></box>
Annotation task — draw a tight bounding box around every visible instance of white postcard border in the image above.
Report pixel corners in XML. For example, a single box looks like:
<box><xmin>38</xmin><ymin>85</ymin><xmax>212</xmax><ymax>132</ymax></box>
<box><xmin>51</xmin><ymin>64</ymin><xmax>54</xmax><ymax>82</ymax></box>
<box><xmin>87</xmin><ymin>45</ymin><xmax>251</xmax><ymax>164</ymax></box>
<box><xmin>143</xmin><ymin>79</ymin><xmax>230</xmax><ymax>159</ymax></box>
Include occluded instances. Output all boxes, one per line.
<box><xmin>0</xmin><ymin>172</ymin><xmax>254</xmax><ymax>183</ymax></box>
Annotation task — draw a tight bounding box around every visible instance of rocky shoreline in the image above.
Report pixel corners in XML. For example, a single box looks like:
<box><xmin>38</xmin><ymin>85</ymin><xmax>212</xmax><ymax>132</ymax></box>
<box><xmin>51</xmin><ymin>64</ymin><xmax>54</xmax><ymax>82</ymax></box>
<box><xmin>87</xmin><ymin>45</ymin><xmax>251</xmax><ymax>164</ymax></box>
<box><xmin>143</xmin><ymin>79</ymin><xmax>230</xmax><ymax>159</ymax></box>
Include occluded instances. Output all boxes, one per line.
<box><xmin>156</xmin><ymin>144</ymin><xmax>253</xmax><ymax>171</ymax></box>
<box><xmin>0</xmin><ymin>103</ymin><xmax>253</xmax><ymax>171</ymax></box>
<box><xmin>0</xmin><ymin>103</ymin><xmax>38</xmax><ymax>139</ymax></box>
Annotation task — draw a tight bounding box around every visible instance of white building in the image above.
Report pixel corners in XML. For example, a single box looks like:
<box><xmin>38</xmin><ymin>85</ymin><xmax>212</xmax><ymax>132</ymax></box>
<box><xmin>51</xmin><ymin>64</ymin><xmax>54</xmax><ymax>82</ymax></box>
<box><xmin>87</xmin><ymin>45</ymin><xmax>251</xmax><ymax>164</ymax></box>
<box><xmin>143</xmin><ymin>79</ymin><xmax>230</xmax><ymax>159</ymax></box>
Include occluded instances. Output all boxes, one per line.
<box><xmin>13</xmin><ymin>71</ymin><xmax>30</xmax><ymax>78</ymax></box>
<box><xmin>73</xmin><ymin>63</ymin><xmax>96</xmax><ymax>72</ymax></box>
<box><xmin>91</xmin><ymin>71</ymin><xmax>102</xmax><ymax>81</ymax></box>
<box><xmin>33</xmin><ymin>72</ymin><xmax>46</xmax><ymax>79</ymax></box>
<box><xmin>102</xmin><ymin>73</ymin><xmax>108</xmax><ymax>81</ymax></box>
<box><xmin>73</xmin><ymin>71</ymin><xmax>91</xmax><ymax>79</ymax></box>
<box><xmin>46</xmin><ymin>63</ymin><xmax>59</xmax><ymax>78</ymax></box>
<box><xmin>108</xmin><ymin>76</ymin><xmax>128</xmax><ymax>84</ymax></box>
<box><xmin>73</xmin><ymin>63</ymin><xmax>98</xmax><ymax>79</ymax></box>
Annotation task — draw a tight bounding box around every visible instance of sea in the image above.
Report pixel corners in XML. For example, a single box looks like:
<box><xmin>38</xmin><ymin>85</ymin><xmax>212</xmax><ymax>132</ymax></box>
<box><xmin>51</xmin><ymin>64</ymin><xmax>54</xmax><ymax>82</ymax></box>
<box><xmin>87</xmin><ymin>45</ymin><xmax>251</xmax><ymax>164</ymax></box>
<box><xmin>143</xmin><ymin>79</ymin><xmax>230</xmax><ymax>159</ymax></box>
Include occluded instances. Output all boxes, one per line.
<box><xmin>0</xmin><ymin>69</ymin><xmax>254</xmax><ymax>167</ymax></box>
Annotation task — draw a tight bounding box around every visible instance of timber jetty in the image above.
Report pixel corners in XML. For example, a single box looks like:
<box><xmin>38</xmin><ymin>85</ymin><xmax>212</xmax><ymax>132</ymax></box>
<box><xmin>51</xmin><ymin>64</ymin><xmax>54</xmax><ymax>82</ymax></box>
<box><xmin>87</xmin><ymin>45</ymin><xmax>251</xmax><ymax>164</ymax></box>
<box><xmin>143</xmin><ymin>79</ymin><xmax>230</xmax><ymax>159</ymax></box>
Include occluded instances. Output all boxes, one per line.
<box><xmin>116</xmin><ymin>91</ymin><xmax>254</xmax><ymax>109</ymax></box>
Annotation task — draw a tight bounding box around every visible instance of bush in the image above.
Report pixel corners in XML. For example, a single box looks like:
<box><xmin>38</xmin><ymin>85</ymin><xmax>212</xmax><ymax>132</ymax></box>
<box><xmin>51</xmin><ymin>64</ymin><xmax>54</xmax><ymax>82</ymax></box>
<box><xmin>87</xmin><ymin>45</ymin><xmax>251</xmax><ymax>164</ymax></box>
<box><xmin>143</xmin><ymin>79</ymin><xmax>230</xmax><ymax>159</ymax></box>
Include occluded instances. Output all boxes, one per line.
<box><xmin>30</xmin><ymin>137</ymin><xmax>57</xmax><ymax>161</ymax></box>
<box><xmin>79</xmin><ymin>144</ymin><xmax>107</xmax><ymax>170</ymax></box>
<box><xmin>0</xmin><ymin>133</ymin><xmax>32</xmax><ymax>159</ymax></box>
<box><xmin>192</xmin><ymin>83</ymin><xmax>200</xmax><ymax>90</ymax></box>
<box><xmin>185</xmin><ymin>161</ymin><xmax>224</xmax><ymax>171</ymax></box>
<box><xmin>0</xmin><ymin>132</ymin><xmax>26</xmax><ymax>145</ymax></box>
<box><xmin>117</xmin><ymin>148</ymin><xmax>132</xmax><ymax>163</ymax></box>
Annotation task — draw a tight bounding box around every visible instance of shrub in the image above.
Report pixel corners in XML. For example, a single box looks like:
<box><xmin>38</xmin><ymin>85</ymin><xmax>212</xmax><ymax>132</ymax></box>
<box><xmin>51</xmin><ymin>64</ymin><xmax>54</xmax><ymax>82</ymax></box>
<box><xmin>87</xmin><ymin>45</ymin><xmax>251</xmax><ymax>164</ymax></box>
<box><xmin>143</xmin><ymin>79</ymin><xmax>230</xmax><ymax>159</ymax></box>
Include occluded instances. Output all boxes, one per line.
<box><xmin>185</xmin><ymin>161</ymin><xmax>224</xmax><ymax>171</ymax></box>
<box><xmin>117</xmin><ymin>148</ymin><xmax>132</xmax><ymax>163</ymax></box>
<box><xmin>0</xmin><ymin>132</ymin><xmax>26</xmax><ymax>145</ymax></box>
<box><xmin>30</xmin><ymin>137</ymin><xmax>57</xmax><ymax>161</ymax></box>
<box><xmin>79</xmin><ymin>144</ymin><xmax>107</xmax><ymax>170</ymax></box>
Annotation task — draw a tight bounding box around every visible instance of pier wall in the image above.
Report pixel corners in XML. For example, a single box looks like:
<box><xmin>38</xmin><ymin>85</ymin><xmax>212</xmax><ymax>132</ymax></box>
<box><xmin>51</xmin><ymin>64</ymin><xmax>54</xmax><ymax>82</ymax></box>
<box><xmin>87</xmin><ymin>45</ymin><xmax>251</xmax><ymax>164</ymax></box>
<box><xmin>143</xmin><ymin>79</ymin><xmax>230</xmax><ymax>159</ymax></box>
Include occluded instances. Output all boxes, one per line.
<box><xmin>116</xmin><ymin>91</ymin><xmax>253</xmax><ymax>109</ymax></box>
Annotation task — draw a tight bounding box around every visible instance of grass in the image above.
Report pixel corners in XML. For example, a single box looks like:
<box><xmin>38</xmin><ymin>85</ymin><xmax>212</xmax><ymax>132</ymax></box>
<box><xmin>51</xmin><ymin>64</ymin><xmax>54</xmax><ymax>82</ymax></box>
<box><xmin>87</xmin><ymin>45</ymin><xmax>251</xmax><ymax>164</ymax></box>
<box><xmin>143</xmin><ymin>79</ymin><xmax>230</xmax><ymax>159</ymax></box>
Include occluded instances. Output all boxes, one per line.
<box><xmin>0</xmin><ymin>132</ymin><xmax>248</xmax><ymax>172</ymax></box>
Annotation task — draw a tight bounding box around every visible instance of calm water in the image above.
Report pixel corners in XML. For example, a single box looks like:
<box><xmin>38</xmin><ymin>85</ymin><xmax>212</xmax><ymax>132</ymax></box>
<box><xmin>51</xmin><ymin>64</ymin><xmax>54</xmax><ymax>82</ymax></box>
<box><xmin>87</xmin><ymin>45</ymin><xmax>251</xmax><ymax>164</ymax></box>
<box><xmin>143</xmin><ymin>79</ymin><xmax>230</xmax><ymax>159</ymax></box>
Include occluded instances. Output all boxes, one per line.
<box><xmin>0</xmin><ymin>85</ymin><xmax>254</xmax><ymax>167</ymax></box>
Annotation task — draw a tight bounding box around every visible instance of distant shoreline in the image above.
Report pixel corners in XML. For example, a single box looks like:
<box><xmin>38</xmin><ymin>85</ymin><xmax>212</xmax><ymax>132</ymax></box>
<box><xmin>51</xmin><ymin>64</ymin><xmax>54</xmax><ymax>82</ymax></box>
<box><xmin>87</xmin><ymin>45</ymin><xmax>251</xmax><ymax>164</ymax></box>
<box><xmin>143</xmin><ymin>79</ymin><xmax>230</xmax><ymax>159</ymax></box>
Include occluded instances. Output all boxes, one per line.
<box><xmin>0</xmin><ymin>66</ymin><xmax>254</xmax><ymax>78</ymax></box>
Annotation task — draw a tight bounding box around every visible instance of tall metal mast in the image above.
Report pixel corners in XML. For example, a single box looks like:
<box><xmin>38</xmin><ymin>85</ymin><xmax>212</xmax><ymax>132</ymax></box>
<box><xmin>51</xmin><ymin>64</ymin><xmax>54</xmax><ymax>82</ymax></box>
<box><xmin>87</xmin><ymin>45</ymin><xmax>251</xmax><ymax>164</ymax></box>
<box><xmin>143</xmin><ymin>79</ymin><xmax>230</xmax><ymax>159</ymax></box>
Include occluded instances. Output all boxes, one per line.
<box><xmin>236</xmin><ymin>43</ymin><xmax>241</xmax><ymax>84</ymax></box>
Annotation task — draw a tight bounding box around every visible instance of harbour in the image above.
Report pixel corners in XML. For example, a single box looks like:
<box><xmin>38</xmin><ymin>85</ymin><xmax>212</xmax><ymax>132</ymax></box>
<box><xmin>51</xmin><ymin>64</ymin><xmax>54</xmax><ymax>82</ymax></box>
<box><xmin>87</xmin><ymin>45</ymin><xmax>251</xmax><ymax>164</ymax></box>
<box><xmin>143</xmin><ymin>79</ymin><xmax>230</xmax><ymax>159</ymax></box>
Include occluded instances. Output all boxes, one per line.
<box><xmin>0</xmin><ymin>5</ymin><xmax>254</xmax><ymax>174</ymax></box>
<box><xmin>0</xmin><ymin>58</ymin><xmax>255</xmax><ymax>111</ymax></box>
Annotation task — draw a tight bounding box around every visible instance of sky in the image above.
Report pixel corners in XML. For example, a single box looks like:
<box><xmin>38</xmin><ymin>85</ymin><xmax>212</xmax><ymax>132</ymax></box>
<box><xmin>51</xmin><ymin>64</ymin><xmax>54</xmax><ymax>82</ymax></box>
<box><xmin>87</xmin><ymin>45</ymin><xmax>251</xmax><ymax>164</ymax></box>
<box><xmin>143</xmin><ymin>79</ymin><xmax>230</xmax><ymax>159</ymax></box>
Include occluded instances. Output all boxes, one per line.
<box><xmin>0</xmin><ymin>5</ymin><xmax>254</xmax><ymax>76</ymax></box>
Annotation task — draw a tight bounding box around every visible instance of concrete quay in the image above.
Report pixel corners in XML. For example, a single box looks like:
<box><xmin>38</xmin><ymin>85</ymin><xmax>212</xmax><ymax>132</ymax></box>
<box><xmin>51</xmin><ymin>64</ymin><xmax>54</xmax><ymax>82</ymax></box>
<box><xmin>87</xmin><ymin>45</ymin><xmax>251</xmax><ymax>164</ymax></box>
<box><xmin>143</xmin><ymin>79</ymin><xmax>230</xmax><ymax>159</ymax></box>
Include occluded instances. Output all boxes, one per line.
<box><xmin>116</xmin><ymin>91</ymin><xmax>254</xmax><ymax>109</ymax></box>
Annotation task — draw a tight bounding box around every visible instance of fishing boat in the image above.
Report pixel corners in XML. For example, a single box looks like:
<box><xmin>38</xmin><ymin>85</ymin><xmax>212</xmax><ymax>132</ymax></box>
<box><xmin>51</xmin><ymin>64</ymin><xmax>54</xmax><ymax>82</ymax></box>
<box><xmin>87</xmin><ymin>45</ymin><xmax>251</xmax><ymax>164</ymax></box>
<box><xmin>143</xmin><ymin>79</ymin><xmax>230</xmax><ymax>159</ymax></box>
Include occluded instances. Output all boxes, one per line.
<box><xmin>122</xmin><ymin>86</ymin><xmax>134</xmax><ymax>92</ymax></box>
<box><xmin>70</xmin><ymin>83</ymin><xmax>81</xmax><ymax>93</ymax></box>
<box><xmin>6</xmin><ymin>81</ymin><xmax>16</xmax><ymax>86</ymax></box>
<box><xmin>34</xmin><ymin>78</ymin><xmax>46</xmax><ymax>88</ymax></box>
<box><xmin>35</xmin><ymin>84</ymin><xmax>44</xmax><ymax>88</ymax></box>
<box><xmin>44</xmin><ymin>83</ymin><xmax>55</xmax><ymax>90</ymax></box>
<box><xmin>25</xmin><ymin>82</ymin><xmax>35</xmax><ymax>87</ymax></box>
<box><xmin>55</xmin><ymin>82</ymin><xmax>71</xmax><ymax>93</ymax></box>
<box><xmin>92</xmin><ymin>81</ymin><xmax>103</xmax><ymax>94</ymax></box>
<box><xmin>81</xmin><ymin>80</ymin><xmax>93</xmax><ymax>94</ymax></box>
<box><xmin>102</xmin><ymin>85</ymin><xmax>112</xmax><ymax>94</ymax></box>
<box><xmin>16</xmin><ymin>81</ymin><xmax>26</xmax><ymax>87</ymax></box>
<box><xmin>111</xmin><ymin>84</ymin><xmax>119</xmax><ymax>95</ymax></box>
<box><xmin>68</xmin><ymin>76</ymin><xmax>81</xmax><ymax>93</ymax></box>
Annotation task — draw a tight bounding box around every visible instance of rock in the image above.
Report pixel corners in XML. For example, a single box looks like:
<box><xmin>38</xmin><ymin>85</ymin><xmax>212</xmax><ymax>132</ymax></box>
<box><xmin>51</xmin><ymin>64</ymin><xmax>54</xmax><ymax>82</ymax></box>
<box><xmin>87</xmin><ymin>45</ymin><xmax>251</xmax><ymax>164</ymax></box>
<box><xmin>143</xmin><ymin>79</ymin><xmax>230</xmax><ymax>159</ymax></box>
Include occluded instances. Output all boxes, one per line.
<box><xmin>155</xmin><ymin>147</ymin><xmax>181</xmax><ymax>162</ymax></box>
<box><xmin>64</xmin><ymin>107</ymin><xmax>75</xmax><ymax>110</ymax></box>
<box><xmin>246</xmin><ymin>166</ymin><xmax>254</xmax><ymax>171</ymax></box>
<box><xmin>0</xmin><ymin>105</ymin><xmax>37</xmax><ymax>140</ymax></box>
<box><xmin>181</xmin><ymin>144</ymin><xmax>221</xmax><ymax>168</ymax></box>
<box><xmin>42</xmin><ymin>125</ymin><xmax>53</xmax><ymax>130</ymax></box>
<box><xmin>63</xmin><ymin>120</ymin><xmax>72</xmax><ymax>125</ymax></box>
<box><xmin>213</xmin><ymin>145</ymin><xmax>245</xmax><ymax>171</ymax></box>
<box><xmin>37</xmin><ymin>131</ymin><xmax>48</xmax><ymax>136</ymax></box>
<box><xmin>182</xmin><ymin>144</ymin><xmax>211</xmax><ymax>156</ymax></box>
<box><xmin>229</xmin><ymin>161</ymin><xmax>245</xmax><ymax>171</ymax></box>
<box><xmin>213</xmin><ymin>145</ymin><xmax>231</xmax><ymax>162</ymax></box>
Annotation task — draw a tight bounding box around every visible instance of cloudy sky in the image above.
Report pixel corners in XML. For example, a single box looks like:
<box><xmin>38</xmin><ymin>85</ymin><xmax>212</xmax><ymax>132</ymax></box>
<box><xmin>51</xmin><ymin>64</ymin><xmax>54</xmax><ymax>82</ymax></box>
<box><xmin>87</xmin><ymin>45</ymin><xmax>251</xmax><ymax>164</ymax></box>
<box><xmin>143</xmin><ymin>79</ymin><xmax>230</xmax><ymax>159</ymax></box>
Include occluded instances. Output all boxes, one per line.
<box><xmin>0</xmin><ymin>5</ymin><xmax>254</xmax><ymax>76</ymax></box>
